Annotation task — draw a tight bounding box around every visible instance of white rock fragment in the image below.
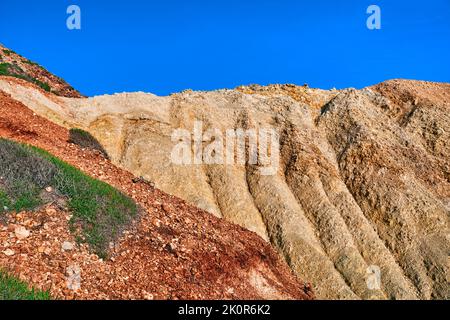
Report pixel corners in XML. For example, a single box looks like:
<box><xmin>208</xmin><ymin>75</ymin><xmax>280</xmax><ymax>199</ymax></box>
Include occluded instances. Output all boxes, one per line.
<box><xmin>66</xmin><ymin>264</ymin><xmax>81</xmax><ymax>291</ymax></box>
<box><xmin>62</xmin><ymin>241</ymin><xmax>74</xmax><ymax>251</ymax></box>
<box><xmin>3</xmin><ymin>249</ymin><xmax>15</xmax><ymax>256</ymax></box>
<box><xmin>14</xmin><ymin>226</ymin><xmax>30</xmax><ymax>240</ymax></box>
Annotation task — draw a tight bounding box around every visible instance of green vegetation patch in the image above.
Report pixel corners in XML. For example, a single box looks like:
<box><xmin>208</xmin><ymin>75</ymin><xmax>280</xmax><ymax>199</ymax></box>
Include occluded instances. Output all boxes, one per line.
<box><xmin>0</xmin><ymin>270</ymin><xmax>50</xmax><ymax>300</ymax></box>
<box><xmin>0</xmin><ymin>62</ymin><xmax>51</xmax><ymax>92</ymax></box>
<box><xmin>2</xmin><ymin>49</ymin><xmax>13</xmax><ymax>56</ymax></box>
<box><xmin>0</xmin><ymin>138</ymin><xmax>138</xmax><ymax>257</ymax></box>
<box><xmin>69</xmin><ymin>128</ymin><xmax>110</xmax><ymax>159</ymax></box>
<box><xmin>23</xmin><ymin>59</ymin><xmax>39</xmax><ymax>66</ymax></box>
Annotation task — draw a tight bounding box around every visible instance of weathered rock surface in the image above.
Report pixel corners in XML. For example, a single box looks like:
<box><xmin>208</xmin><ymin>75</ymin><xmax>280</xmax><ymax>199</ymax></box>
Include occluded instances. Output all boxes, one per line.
<box><xmin>0</xmin><ymin>75</ymin><xmax>448</xmax><ymax>299</ymax></box>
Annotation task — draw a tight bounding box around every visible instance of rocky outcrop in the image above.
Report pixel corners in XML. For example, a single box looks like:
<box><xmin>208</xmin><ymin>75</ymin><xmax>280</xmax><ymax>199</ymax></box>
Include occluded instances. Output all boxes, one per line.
<box><xmin>0</xmin><ymin>75</ymin><xmax>448</xmax><ymax>300</ymax></box>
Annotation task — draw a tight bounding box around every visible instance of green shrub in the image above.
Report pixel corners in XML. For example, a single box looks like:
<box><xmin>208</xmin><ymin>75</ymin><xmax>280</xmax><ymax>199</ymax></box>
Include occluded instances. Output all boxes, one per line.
<box><xmin>0</xmin><ymin>63</ymin><xmax>51</xmax><ymax>92</ymax></box>
<box><xmin>68</xmin><ymin>128</ymin><xmax>109</xmax><ymax>159</ymax></box>
<box><xmin>23</xmin><ymin>60</ymin><xmax>39</xmax><ymax>66</ymax></box>
<box><xmin>2</xmin><ymin>49</ymin><xmax>13</xmax><ymax>56</ymax></box>
<box><xmin>0</xmin><ymin>63</ymin><xmax>10</xmax><ymax>75</ymax></box>
<box><xmin>0</xmin><ymin>270</ymin><xmax>50</xmax><ymax>300</ymax></box>
<box><xmin>33</xmin><ymin>79</ymin><xmax>51</xmax><ymax>92</ymax></box>
<box><xmin>0</xmin><ymin>138</ymin><xmax>138</xmax><ymax>257</ymax></box>
<box><xmin>0</xmin><ymin>63</ymin><xmax>21</xmax><ymax>76</ymax></box>
<box><xmin>0</xmin><ymin>191</ymin><xmax>11</xmax><ymax>210</ymax></box>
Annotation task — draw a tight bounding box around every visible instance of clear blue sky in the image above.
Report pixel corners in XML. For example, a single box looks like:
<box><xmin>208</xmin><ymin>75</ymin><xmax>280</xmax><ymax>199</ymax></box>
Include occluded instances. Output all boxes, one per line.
<box><xmin>1</xmin><ymin>0</ymin><xmax>449</xmax><ymax>96</ymax></box>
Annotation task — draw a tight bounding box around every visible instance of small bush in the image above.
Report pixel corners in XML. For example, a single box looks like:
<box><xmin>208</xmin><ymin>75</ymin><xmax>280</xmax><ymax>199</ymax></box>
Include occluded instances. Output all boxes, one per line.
<box><xmin>2</xmin><ymin>49</ymin><xmax>13</xmax><ymax>56</ymax></box>
<box><xmin>69</xmin><ymin>128</ymin><xmax>109</xmax><ymax>159</ymax></box>
<box><xmin>33</xmin><ymin>79</ymin><xmax>51</xmax><ymax>92</ymax></box>
<box><xmin>0</xmin><ymin>63</ymin><xmax>51</xmax><ymax>92</ymax></box>
<box><xmin>0</xmin><ymin>270</ymin><xmax>50</xmax><ymax>300</ymax></box>
<box><xmin>0</xmin><ymin>139</ymin><xmax>56</xmax><ymax>212</ymax></box>
<box><xmin>0</xmin><ymin>63</ymin><xmax>10</xmax><ymax>74</ymax></box>
<box><xmin>0</xmin><ymin>138</ymin><xmax>138</xmax><ymax>257</ymax></box>
<box><xmin>23</xmin><ymin>60</ymin><xmax>39</xmax><ymax>66</ymax></box>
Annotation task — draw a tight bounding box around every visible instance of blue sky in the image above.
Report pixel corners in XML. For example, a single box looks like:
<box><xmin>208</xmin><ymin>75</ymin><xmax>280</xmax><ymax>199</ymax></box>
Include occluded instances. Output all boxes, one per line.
<box><xmin>0</xmin><ymin>0</ymin><xmax>449</xmax><ymax>96</ymax></box>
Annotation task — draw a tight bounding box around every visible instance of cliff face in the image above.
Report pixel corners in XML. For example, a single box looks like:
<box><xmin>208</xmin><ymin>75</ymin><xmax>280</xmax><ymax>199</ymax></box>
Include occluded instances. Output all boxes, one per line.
<box><xmin>0</xmin><ymin>89</ymin><xmax>312</xmax><ymax>300</ymax></box>
<box><xmin>0</xmin><ymin>55</ymin><xmax>448</xmax><ymax>299</ymax></box>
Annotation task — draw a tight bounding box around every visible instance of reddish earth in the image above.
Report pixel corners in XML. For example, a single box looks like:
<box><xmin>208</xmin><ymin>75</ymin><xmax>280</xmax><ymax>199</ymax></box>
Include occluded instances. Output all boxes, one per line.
<box><xmin>0</xmin><ymin>90</ymin><xmax>313</xmax><ymax>300</ymax></box>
